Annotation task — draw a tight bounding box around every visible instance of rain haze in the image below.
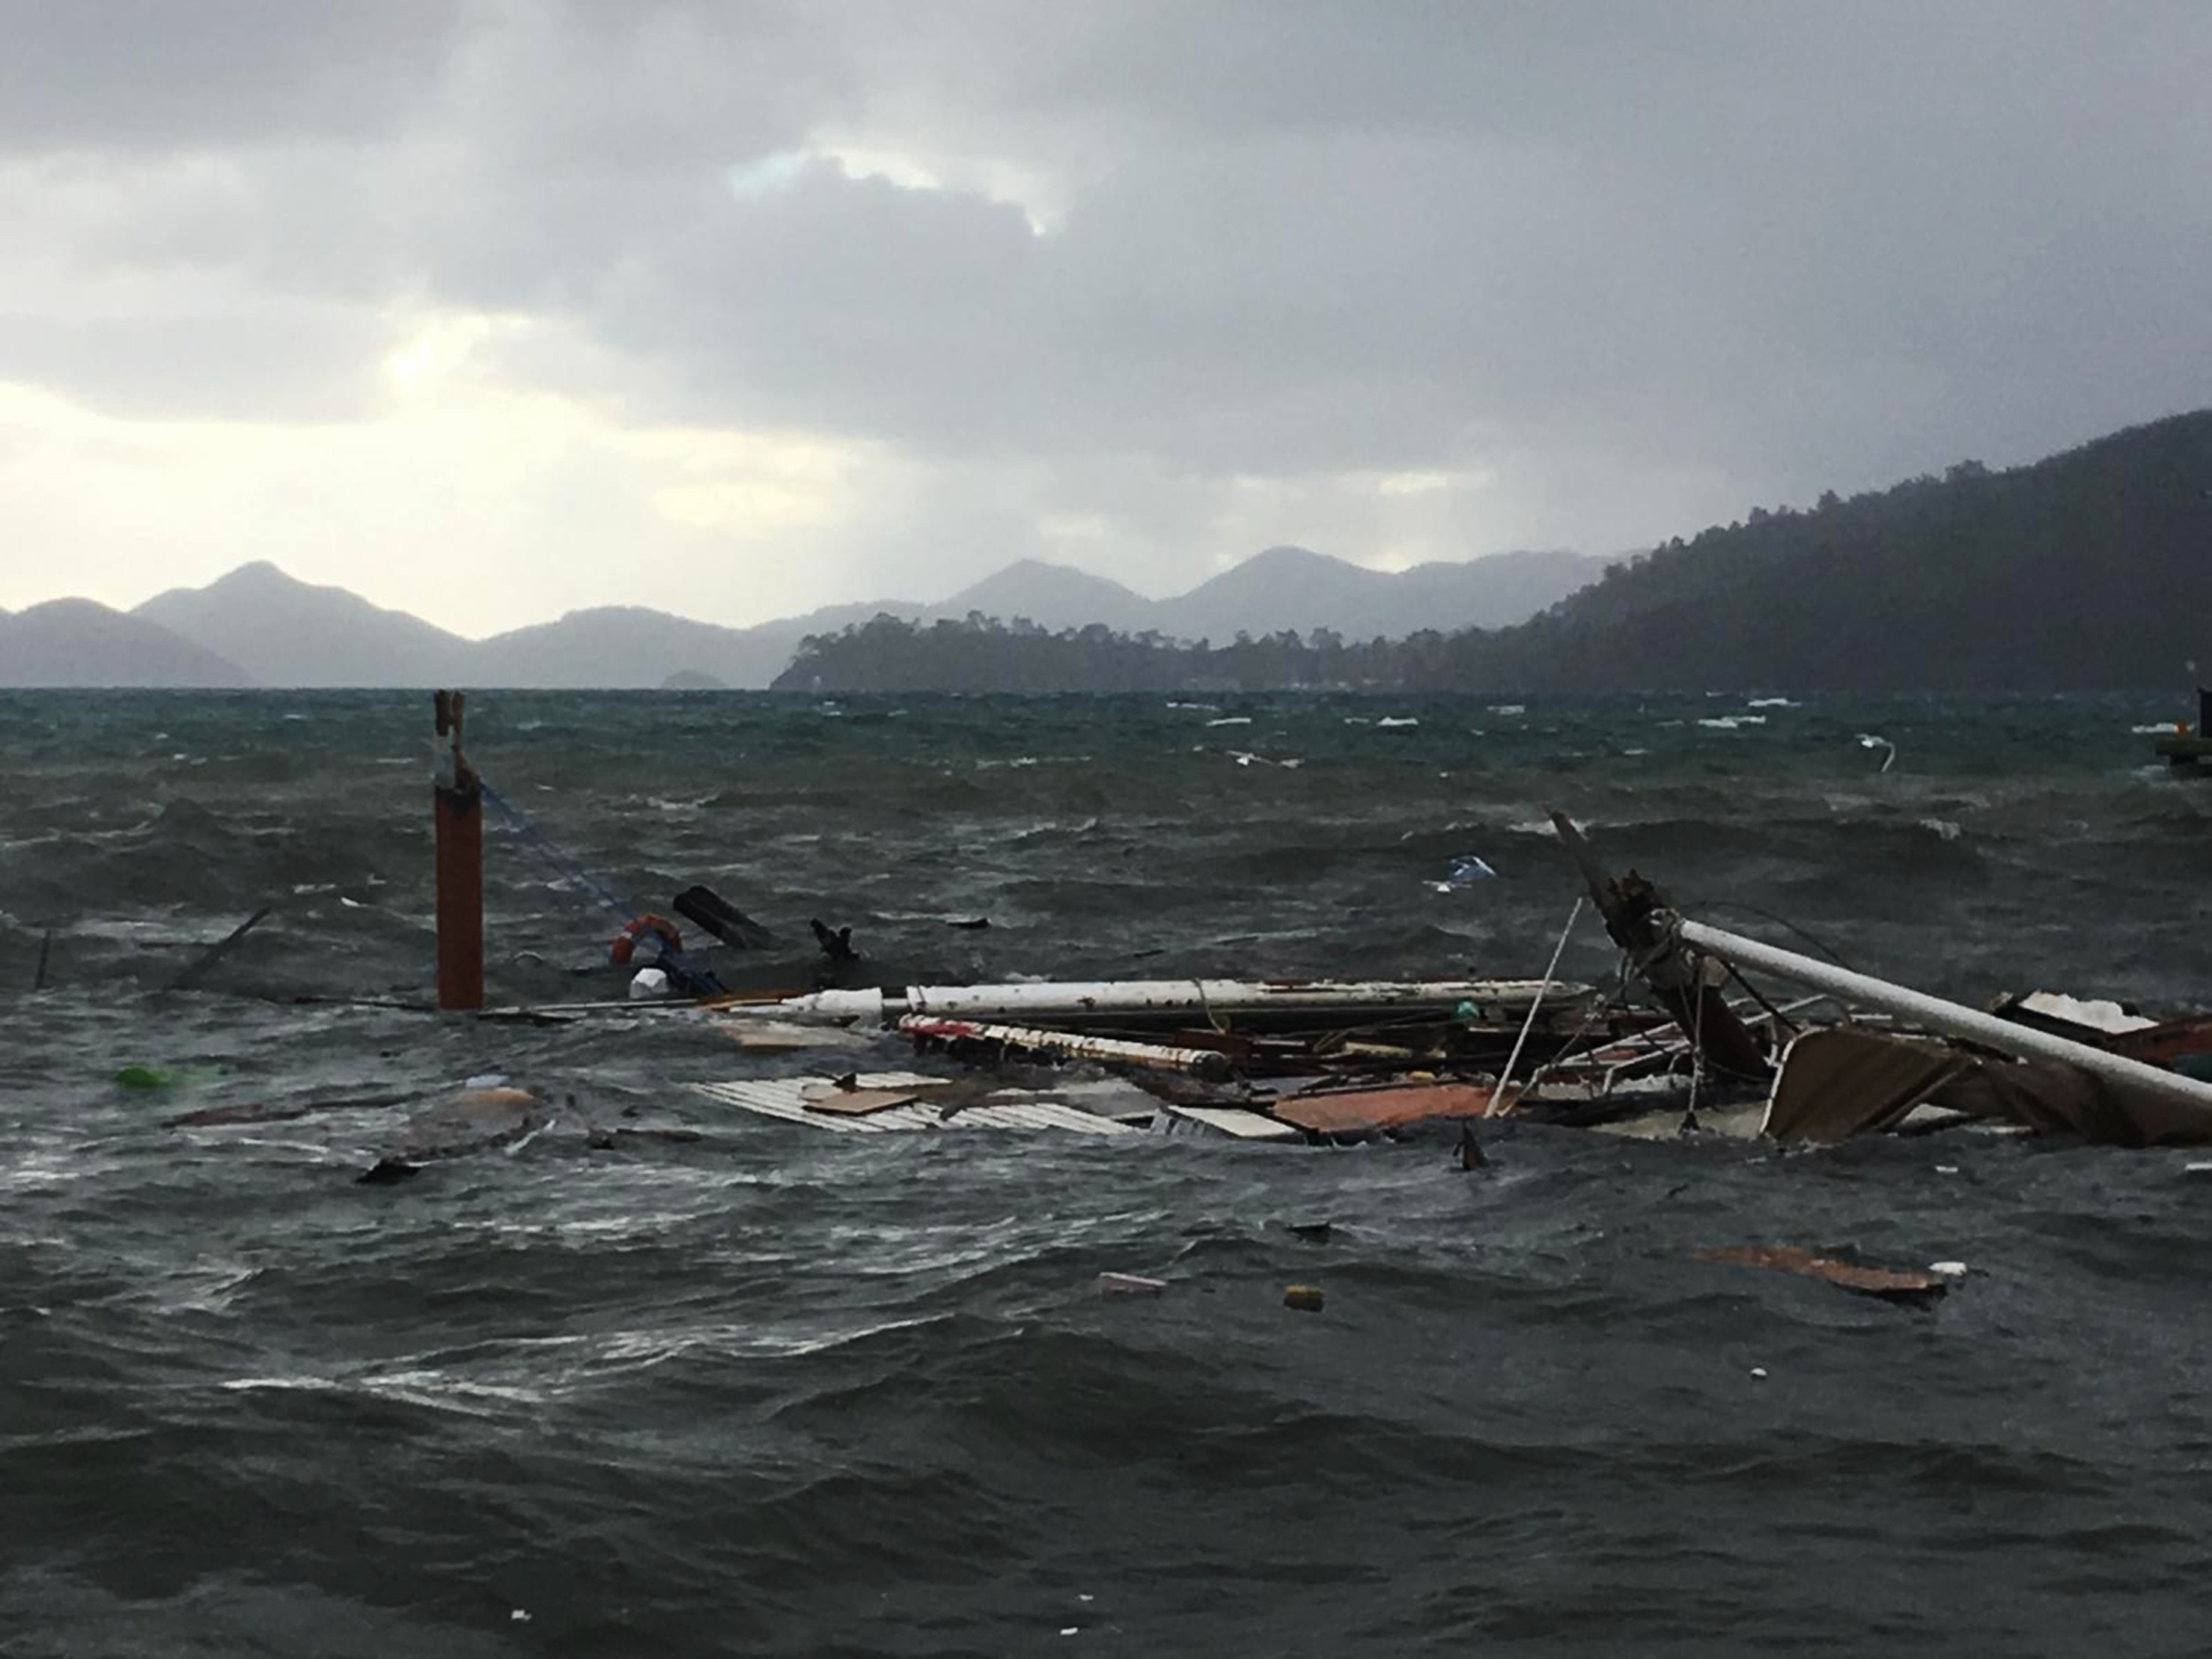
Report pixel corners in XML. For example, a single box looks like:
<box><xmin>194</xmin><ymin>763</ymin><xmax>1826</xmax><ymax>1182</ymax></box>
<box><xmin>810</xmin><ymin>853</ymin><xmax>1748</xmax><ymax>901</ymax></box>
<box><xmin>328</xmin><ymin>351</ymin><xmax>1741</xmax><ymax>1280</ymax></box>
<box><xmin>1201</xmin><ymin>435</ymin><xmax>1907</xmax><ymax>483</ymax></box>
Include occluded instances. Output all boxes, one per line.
<box><xmin>2</xmin><ymin>1</ymin><xmax>2207</xmax><ymax>636</ymax></box>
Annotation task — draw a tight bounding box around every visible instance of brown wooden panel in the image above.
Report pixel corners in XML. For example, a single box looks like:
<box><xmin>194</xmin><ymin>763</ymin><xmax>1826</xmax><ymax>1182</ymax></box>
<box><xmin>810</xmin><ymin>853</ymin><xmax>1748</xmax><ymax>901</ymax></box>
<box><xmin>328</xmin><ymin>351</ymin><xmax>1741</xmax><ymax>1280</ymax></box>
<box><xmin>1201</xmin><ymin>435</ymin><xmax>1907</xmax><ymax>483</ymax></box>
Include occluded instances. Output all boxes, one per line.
<box><xmin>1270</xmin><ymin>1082</ymin><xmax>1494</xmax><ymax>1134</ymax></box>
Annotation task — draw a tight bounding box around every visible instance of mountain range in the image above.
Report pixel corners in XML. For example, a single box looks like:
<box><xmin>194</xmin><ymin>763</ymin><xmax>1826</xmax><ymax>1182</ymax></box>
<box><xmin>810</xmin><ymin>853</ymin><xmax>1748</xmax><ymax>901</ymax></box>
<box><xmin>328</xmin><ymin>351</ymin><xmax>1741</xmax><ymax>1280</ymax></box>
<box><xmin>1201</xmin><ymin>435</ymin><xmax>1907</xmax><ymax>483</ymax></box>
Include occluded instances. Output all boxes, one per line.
<box><xmin>0</xmin><ymin>547</ymin><xmax>1607</xmax><ymax>688</ymax></box>
<box><xmin>780</xmin><ymin>407</ymin><xmax>2212</xmax><ymax>695</ymax></box>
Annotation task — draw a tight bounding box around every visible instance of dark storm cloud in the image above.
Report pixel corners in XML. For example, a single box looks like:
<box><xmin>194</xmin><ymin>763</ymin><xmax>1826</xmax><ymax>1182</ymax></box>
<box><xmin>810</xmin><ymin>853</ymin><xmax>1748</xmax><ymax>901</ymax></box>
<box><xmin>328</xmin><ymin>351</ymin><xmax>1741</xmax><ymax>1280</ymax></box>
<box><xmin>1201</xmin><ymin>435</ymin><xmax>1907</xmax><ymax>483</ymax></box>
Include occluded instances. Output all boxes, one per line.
<box><xmin>394</xmin><ymin>0</ymin><xmax>2212</xmax><ymax>503</ymax></box>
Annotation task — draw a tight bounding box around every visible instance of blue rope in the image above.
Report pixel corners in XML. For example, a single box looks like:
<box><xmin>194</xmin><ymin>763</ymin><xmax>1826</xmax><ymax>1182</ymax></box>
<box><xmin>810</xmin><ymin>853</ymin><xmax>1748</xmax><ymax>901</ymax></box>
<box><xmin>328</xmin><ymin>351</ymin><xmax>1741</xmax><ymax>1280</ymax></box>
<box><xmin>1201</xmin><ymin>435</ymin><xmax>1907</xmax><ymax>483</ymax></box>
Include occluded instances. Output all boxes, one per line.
<box><xmin>478</xmin><ymin>776</ymin><xmax>725</xmax><ymax>996</ymax></box>
<box><xmin>480</xmin><ymin>779</ymin><xmax>633</xmax><ymax>923</ymax></box>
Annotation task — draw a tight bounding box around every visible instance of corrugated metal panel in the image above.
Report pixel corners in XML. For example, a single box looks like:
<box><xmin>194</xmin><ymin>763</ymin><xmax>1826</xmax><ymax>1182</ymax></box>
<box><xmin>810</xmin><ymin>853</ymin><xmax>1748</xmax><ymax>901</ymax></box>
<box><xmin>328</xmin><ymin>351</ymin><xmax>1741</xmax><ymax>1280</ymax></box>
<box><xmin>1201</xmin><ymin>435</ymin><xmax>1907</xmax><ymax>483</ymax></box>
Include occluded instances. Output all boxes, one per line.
<box><xmin>801</xmin><ymin>1086</ymin><xmax>938</xmax><ymax>1115</ymax></box>
<box><xmin>692</xmin><ymin>1080</ymin><xmax>882</xmax><ymax>1131</ymax></box>
<box><xmin>691</xmin><ymin>1078</ymin><xmax>1139</xmax><ymax>1136</ymax></box>
<box><xmin>1161</xmin><ymin>1105</ymin><xmax>1305</xmax><ymax>1141</ymax></box>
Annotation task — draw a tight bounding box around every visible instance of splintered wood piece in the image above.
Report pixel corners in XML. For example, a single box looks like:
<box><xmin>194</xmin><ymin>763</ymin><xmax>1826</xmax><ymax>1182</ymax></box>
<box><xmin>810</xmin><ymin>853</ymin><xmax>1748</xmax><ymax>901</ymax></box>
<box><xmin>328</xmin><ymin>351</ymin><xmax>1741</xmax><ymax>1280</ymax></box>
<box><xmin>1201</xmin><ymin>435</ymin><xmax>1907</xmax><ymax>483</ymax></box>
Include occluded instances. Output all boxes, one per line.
<box><xmin>799</xmin><ymin>1074</ymin><xmax>954</xmax><ymax>1115</ymax></box>
<box><xmin>800</xmin><ymin>1087</ymin><xmax>930</xmax><ymax>1115</ymax></box>
<box><xmin>1694</xmin><ymin>1244</ymin><xmax>1949</xmax><ymax>1303</ymax></box>
<box><xmin>1269</xmin><ymin>1082</ymin><xmax>1494</xmax><ymax>1135</ymax></box>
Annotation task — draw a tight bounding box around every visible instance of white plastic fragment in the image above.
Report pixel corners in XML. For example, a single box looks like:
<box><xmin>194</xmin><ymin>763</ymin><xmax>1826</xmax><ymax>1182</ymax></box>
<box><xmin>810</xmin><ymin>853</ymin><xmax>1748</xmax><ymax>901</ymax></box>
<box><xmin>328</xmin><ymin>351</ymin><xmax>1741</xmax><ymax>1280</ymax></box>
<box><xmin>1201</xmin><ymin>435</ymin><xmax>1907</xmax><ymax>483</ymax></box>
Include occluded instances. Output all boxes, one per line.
<box><xmin>1749</xmin><ymin>1366</ymin><xmax>1769</xmax><ymax>1380</ymax></box>
<box><xmin>2186</xmin><ymin>1162</ymin><xmax>2212</xmax><ymax>1173</ymax></box>
<box><xmin>511</xmin><ymin>1610</ymin><xmax>531</xmax><ymax>1623</ymax></box>
<box><xmin>629</xmin><ymin>967</ymin><xmax>670</xmax><ymax>1000</ymax></box>
<box><xmin>1928</xmin><ymin>1261</ymin><xmax>1969</xmax><ymax>1279</ymax></box>
<box><xmin>1934</xmin><ymin>1165</ymin><xmax>1960</xmax><ymax>1175</ymax></box>
<box><xmin>2014</xmin><ymin>991</ymin><xmax>2155</xmax><ymax>1035</ymax></box>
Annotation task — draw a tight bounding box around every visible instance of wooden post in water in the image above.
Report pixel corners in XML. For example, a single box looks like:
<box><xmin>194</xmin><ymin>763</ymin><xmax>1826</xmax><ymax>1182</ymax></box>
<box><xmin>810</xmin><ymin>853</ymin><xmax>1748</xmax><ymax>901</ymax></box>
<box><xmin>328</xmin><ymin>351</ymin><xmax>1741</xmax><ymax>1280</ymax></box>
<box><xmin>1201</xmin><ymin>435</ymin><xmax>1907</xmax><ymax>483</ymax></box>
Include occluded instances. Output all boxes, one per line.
<box><xmin>433</xmin><ymin>690</ymin><xmax>483</xmax><ymax>1011</ymax></box>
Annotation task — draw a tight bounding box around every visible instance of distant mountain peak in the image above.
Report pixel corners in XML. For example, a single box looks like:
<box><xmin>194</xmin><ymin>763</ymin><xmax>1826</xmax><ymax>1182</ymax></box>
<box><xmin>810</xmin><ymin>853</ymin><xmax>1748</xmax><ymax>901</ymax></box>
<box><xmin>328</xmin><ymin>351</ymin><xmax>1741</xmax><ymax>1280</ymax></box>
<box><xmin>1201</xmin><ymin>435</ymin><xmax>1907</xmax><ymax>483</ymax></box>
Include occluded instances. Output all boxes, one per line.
<box><xmin>0</xmin><ymin>597</ymin><xmax>255</xmax><ymax>687</ymax></box>
<box><xmin>23</xmin><ymin>543</ymin><xmax>1606</xmax><ymax>689</ymax></box>
<box><xmin>134</xmin><ymin>558</ymin><xmax>472</xmax><ymax>688</ymax></box>
<box><xmin>934</xmin><ymin>559</ymin><xmax>1155</xmax><ymax>631</ymax></box>
<box><xmin>195</xmin><ymin>558</ymin><xmax>319</xmax><ymax>595</ymax></box>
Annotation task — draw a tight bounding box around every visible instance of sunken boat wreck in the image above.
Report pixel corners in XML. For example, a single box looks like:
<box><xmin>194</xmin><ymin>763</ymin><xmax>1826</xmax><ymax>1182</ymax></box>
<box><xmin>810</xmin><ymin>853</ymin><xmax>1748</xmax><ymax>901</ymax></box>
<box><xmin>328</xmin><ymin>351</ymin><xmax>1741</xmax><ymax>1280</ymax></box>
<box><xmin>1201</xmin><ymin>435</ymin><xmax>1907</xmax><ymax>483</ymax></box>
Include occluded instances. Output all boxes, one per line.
<box><xmin>180</xmin><ymin>694</ymin><xmax>2212</xmax><ymax>1184</ymax></box>
<box><xmin>673</xmin><ymin>808</ymin><xmax>2212</xmax><ymax>1154</ymax></box>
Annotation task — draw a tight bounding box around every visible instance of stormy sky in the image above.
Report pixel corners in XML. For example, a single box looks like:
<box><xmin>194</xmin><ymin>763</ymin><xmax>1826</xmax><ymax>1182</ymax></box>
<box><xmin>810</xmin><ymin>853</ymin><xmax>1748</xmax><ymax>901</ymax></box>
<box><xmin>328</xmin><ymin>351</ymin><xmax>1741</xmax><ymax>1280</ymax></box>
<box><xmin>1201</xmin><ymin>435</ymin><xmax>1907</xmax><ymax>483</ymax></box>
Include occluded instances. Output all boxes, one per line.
<box><xmin>2</xmin><ymin>1</ymin><xmax>2207</xmax><ymax>635</ymax></box>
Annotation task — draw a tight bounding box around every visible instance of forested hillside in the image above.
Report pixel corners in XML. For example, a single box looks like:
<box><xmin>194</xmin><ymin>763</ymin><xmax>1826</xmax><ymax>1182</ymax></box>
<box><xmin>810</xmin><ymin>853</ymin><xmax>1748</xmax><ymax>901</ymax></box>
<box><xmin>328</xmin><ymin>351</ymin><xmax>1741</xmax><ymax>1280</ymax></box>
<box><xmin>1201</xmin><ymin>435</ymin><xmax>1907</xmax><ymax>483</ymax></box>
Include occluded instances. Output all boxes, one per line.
<box><xmin>778</xmin><ymin>412</ymin><xmax>2212</xmax><ymax>693</ymax></box>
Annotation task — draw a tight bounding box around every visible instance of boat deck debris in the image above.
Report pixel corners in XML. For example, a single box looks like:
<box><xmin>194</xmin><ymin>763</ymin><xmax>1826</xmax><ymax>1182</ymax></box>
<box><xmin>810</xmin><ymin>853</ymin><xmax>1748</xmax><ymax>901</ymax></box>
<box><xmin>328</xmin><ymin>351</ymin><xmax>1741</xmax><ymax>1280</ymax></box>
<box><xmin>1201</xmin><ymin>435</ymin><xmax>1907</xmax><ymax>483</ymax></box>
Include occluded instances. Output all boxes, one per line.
<box><xmin>674</xmin><ymin>812</ymin><xmax>2212</xmax><ymax>1153</ymax></box>
<box><xmin>692</xmin><ymin>1072</ymin><xmax>1143</xmax><ymax>1136</ymax></box>
<box><xmin>144</xmin><ymin>746</ymin><xmax>2212</xmax><ymax>1170</ymax></box>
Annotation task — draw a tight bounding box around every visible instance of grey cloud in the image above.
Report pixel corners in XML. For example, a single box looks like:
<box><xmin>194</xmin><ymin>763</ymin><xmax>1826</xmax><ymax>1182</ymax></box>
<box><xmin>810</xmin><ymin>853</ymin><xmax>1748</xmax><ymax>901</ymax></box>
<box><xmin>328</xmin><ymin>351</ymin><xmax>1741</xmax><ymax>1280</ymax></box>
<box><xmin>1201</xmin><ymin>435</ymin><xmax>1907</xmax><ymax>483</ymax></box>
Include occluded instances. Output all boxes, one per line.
<box><xmin>0</xmin><ymin>304</ymin><xmax>391</xmax><ymax>421</ymax></box>
<box><xmin>411</xmin><ymin>2</ymin><xmax>2212</xmax><ymax>495</ymax></box>
<box><xmin>4</xmin><ymin>0</ymin><xmax>2211</xmax><ymax>601</ymax></box>
<box><xmin>0</xmin><ymin>0</ymin><xmax>469</xmax><ymax>150</ymax></box>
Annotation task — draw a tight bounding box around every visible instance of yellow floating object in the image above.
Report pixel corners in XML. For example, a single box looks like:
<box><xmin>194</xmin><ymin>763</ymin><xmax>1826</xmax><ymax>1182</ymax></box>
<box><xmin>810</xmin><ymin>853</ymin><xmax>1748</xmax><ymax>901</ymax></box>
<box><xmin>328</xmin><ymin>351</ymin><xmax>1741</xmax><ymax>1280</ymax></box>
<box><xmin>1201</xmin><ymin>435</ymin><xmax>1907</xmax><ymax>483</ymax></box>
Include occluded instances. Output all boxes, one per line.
<box><xmin>1282</xmin><ymin>1284</ymin><xmax>1325</xmax><ymax>1312</ymax></box>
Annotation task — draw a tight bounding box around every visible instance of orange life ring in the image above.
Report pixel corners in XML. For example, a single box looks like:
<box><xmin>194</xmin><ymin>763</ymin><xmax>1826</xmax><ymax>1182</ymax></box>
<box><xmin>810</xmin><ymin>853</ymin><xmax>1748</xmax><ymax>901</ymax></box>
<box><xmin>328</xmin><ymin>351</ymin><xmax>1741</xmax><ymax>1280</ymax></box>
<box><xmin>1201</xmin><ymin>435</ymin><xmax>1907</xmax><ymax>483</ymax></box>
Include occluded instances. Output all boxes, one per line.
<box><xmin>609</xmin><ymin>913</ymin><xmax>683</xmax><ymax>967</ymax></box>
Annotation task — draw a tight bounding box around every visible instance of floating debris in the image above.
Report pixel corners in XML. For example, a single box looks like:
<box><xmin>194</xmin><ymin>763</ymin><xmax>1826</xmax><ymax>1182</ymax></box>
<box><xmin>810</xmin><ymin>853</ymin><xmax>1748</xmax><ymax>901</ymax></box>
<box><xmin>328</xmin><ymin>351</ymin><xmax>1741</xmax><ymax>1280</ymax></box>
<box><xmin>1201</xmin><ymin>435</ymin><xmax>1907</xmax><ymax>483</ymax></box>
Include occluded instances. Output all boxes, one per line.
<box><xmin>693</xmin><ymin>1074</ymin><xmax>1140</xmax><ymax>1136</ymax></box>
<box><xmin>359</xmin><ymin>1085</ymin><xmax>550</xmax><ymax>1183</ymax></box>
<box><xmin>1269</xmin><ymin>1082</ymin><xmax>1496</xmax><ymax>1136</ymax></box>
<box><xmin>1694</xmin><ymin>1244</ymin><xmax>1951</xmax><ymax>1305</ymax></box>
<box><xmin>901</xmin><ymin>1014</ymin><xmax>1236</xmax><ymax>1080</ymax></box>
<box><xmin>1097</xmin><ymin>1273</ymin><xmax>1166</xmax><ymax>1297</ymax></box>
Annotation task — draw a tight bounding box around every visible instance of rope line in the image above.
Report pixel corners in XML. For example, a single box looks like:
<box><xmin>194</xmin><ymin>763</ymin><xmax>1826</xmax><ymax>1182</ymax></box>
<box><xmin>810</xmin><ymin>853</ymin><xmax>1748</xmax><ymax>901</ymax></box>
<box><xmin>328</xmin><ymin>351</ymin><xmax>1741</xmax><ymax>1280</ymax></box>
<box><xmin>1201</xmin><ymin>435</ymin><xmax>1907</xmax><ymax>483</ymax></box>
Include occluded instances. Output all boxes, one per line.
<box><xmin>1484</xmin><ymin>896</ymin><xmax>1585</xmax><ymax>1118</ymax></box>
<box><xmin>478</xmin><ymin>776</ymin><xmax>724</xmax><ymax>995</ymax></box>
<box><xmin>1522</xmin><ymin>949</ymin><xmax>1634</xmax><ymax>1090</ymax></box>
<box><xmin>480</xmin><ymin>779</ymin><xmax>634</xmax><ymax>923</ymax></box>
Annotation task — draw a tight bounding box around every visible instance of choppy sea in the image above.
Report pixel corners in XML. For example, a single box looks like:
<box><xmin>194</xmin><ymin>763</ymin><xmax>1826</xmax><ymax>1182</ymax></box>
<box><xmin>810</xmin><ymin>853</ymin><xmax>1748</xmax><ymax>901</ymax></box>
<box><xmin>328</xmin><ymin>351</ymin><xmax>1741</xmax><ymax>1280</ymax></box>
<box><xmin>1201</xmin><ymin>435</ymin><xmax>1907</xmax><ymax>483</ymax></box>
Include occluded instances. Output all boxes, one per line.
<box><xmin>4</xmin><ymin>689</ymin><xmax>2211</xmax><ymax>1655</ymax></box>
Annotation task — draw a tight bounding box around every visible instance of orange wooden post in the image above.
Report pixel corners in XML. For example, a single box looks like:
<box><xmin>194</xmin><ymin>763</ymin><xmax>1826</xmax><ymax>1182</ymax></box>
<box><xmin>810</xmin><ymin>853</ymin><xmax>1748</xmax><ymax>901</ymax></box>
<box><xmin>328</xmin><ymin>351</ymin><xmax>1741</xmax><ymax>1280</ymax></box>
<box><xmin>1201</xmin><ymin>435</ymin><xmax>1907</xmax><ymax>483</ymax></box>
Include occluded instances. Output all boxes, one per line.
<box><xmin>433</xmin><ymin>690</ymin><xmax>484</xmax><ymax>1011</ymax></box>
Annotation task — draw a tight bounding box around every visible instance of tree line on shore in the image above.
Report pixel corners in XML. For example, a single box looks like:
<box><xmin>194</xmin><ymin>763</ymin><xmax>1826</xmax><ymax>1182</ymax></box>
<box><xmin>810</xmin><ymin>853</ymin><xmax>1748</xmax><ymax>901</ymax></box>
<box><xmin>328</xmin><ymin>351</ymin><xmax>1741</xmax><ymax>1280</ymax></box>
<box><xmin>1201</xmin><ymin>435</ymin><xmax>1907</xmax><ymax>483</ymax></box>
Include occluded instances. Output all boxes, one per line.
<box><xmin>775</xmin><ymin>410</ymin><xmax>2212</xmax><ymax>694</ymax></box>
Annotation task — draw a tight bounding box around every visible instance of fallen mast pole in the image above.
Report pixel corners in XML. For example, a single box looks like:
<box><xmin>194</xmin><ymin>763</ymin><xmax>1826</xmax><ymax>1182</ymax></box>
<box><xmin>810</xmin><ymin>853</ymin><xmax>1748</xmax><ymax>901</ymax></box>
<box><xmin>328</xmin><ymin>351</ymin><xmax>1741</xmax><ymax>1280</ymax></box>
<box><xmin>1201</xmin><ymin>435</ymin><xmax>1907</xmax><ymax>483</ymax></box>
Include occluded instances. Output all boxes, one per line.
<box><xmin>898</xmin><ymin>1015</ymin><xmax>1236</xmax><ymax>1080</ymax></box>
<box><xmin>776</xmin><ymin>977</ymin><xmax>1588</xmax><ymax>1026</ymax></box>
<box><xmin>1669</xmin><ymin>913</ymin><xmax>2212</xmax><ymax>1119</ymax></box>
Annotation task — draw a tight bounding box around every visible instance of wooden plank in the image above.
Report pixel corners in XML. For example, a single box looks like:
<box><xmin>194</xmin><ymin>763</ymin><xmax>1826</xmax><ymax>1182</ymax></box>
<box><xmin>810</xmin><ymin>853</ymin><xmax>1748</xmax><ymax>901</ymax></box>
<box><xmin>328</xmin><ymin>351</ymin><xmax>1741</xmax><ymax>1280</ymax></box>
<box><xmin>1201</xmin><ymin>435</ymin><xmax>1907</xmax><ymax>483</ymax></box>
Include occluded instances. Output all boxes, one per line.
<box><xmin>2110</xmin><ymin>1011</ymin><xmax>2212</xmax><ymax>1068</ymax></box>
<box><xmin>803</xmin><ymin>1086</ymin><xmax>932</xmax><ymax>1116</ymax></box>
<box><xmin>1694</xmin><ymin>1244</ymin><xmax>1949</xmax><ymax>1303</ymax></box>
<box><xmin>1269</xmin><ymin>1082</ymin><xmax>1494</xmax><ymax>1135</ymax></box>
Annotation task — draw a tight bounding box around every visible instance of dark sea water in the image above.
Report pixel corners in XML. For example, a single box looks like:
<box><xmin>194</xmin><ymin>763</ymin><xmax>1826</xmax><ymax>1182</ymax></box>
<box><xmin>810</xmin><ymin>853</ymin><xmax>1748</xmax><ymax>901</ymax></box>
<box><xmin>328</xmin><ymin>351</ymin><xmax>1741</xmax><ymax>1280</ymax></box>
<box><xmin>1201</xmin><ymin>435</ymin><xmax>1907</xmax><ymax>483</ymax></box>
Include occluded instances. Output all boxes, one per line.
<box><xmin>4</xmin><ymin>689</ymin><xmax>2211</xmax><ymax>1655</ymax></box>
